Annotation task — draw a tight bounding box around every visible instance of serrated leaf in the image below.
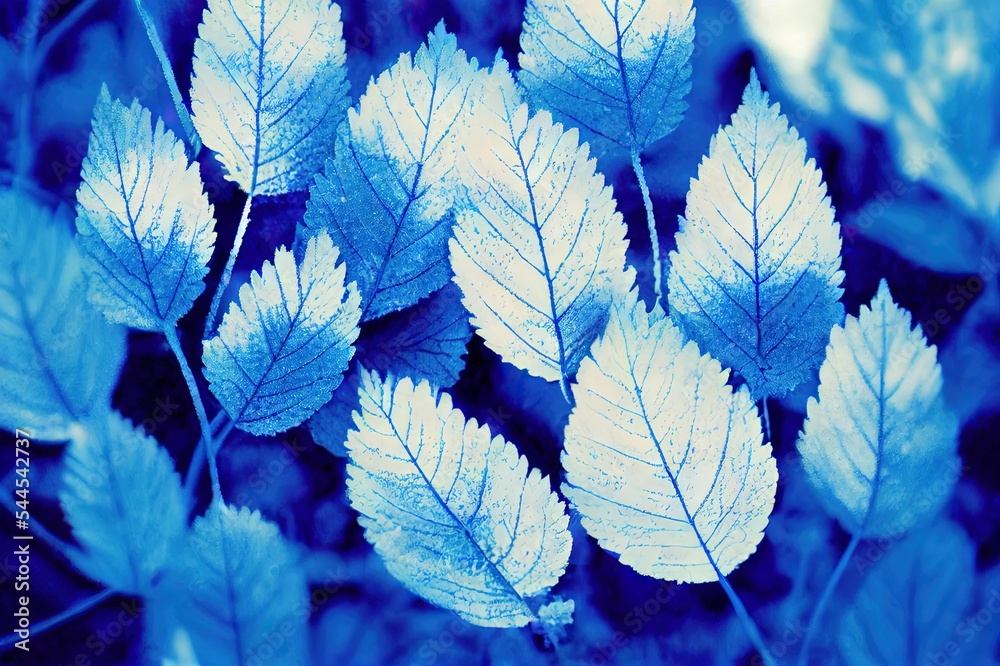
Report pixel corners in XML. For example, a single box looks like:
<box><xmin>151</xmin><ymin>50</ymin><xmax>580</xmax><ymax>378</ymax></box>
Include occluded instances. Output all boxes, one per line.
<box><xmin>667</xmin><ymin>70</ymin><xmax>844</xmax><ymax>399</ymax></box>
<box><xmin>168</xmin><ymin>502</ymin><xmax>309</xmax><ymax>666</ymax></box>
<box><xmin>839</xmin><ymin>520</ymin><xmax>975</xmax><ymax>666</ymax></box>
<box><xmin>0</xmin><ymin>190</ymin><xmax>126</xmax><ymax>440</ymax></box>
<box><xmin>203</xmin><ymin>231</ymin><xmax>360</xmax><ymax>435</ymax></box>
<box><xmin>298</xmin><ymin>23</ymin><xmax>477</xmax><ymax>320</ymax></box>
<box><xmin>60</xmin><ymin>412</ymin><xmax>186</xmax><ymax>595</ymax></box>
<box><xmin>562</xmin><ymin>289</ymin><xmax>778</xmax><ymax>583</ymax></box>
<box><xmin>797</xmin><ymin>280</ymin><xmax>960</xmax><ymax>538</ymax></box>
<box><xmin>450</xmin><ymin>61</ymin><xmax>634</xmax><ymax>386</ymax></box>
<box><xmin>75</xmin><ymin>86</ymin><xmax>216</xmax><ymax>330</ymax></box>
<box><xmin>518</xmin><ymin>0</ymin><xmax>695</xmax><ymax>155</ymax></box>
<box><xmin>190</xmin><ymin>0</ymin><xmax>349</xmax><ymax>195</ymax></box>
<box><xmin>346</xmin><ymin>373</ymin><xmax>572</xmax><ymax>627</ymax></box>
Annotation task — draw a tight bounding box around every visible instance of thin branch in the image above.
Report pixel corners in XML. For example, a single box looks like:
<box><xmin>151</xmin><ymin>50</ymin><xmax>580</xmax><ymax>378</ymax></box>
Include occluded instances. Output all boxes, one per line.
<box><xmin>717</xmin><ymin>573</ymin><xmax>777</xmax><ymax>666</ymax></box>
<box><xmin>203</xmin><ymin>191</ymin><xmax>254</xmax><ymax>338</ymax></box>
<box><xmin>631</xmin><ymin>150</ymin><xmax>662</xmax><ymax>301</ymax></box>
<box><xmin>797</xmin><ymin>531</ymin><xmax>862</xmax><ymax>665</ymax></box>
<box><xmin>0</xmin><ymin>589</ymin><xmax>115</xmax><ymax>652</ymax></box>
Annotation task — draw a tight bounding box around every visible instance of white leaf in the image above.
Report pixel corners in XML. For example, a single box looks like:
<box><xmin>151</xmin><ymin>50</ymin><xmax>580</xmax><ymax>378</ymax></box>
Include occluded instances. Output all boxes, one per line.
<box><xmin>346</xmin><ymin>372</ymin><xmax>572</xmax><ymax>627</ymax></box>
<box><xmin>190</xmin><ymin>0</ymin><xmax>349</xmax><ymax>194</ymax></box>
<box><xmin>450</xmin><ymin>61</ymin><xmax>634</xmax><ymax>385</ymax></box>
<box><xmin>168</xmin><ymin>502</ymin><xmax>309</xmax><ymax>666</ymax></box>
<box><xmin>562</xmin><ymin>289</ymin><xmax>778</xmax><ymax>583</ymax></box>
<box><xmin>203</xmin><ymin>231</ymin><xmax>361</xmax><ymax>435</ymax></box>
<box><xmin>300</xmin><ymin>24</ymin><xmax>478</xmax><ymax>320</ymax></box>
<box><xmin>667</xmin><ymin>70</ymin><xmax>844</xmax><ymax>399</ymax></box>
<box><xmin>0</xmin><ymin>190</ymin><xmax>126</xmax><ymax>440</ymax></box>
<box><xmin>518</xmin><ymin>0</ymin><xmax>695</xmax><ymax>155</ymax></box>
<box><xmin>60</xmin><ymin>412</ymin><xmax>186</xmax><ymax>595</ymax></box>
<box><xmin>75</xmin><ymin>86</ymin><xmax>216</xmax><ymax>330</ymax></box>
<box><xmin>797</xmin><ymin>280</ymin><xmax>960</xmax><ymax>537</ymax></box>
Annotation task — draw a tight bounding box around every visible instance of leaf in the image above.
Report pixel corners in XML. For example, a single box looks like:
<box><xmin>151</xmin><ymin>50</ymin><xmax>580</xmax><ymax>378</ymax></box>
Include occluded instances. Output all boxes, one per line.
<box><xmin>308</xmin><ymin>281</ymin><xmax>473</xmax><ymax>457</ymax></box>
<box><xmin>667</xmin><ymin>70</ymin><xmax>844</xmax><ymax>399</ymax></box>
<box><xmin>168</xmin><ymin>502</ymin><xmax>309</xmax><ymax>665</ymax></box>
<box><xmin>838</xmin><ymin>520</ymin><xmax>975</xmax><ymax>666</ymax></box>
<box><xmin>562</xmin><ymin>289</ymin><xmax>778</xmax><ymax>583</ymax></box>
<box><xmin>450</xmin><ymin>60</ymin><xmax>634</xmax><ymax>386</ymax></box>
<box><xmin>0</xmin><ymin>190</ymin><xmax>126</xmax><ymax>440</ymax></box>
<box><xmin>60</xmin><ymin>411</ymin><xmax>186</xmax><ymax>595</ymax></box>
<box><xmin>75</xmin><ymin>86</ymin><xmax>216</xmax><ymax>330</ymax></box>
<box><xmin>518</xmin><ymin>0</ymin><xmax>695</xmax><ymax>156</ymax></box>
<box><xmin>345</xmin><ymin>372</ymin><xmax>572</xmax><ymax>627</ymax></box>
<box><xmin>190</xmin><ymin>0</ymin><xmax>349</xmax><ymax>195</ymax></box>
<box><xmin>203</xmin><ymin>231</ymin><xmax>361</xmax><ymax>435</ymax></box>
<box><xmin>299</xmin><ymin>24</ymin><xmax>478</xmax><ymax>320</ymax></box>
<box><xmin>796</xmin><ymin>280</ymin><xmax>960</xmax><ymax>538</ymax></box>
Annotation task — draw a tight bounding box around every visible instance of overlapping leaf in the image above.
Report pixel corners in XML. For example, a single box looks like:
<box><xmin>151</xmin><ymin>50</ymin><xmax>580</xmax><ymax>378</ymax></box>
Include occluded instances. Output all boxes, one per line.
<box><xmin>75</xmin><ymin>86</ymin><xmax>215</xmax><ymax>330</ymax></box>
<box><xmin>450</xmin><ymin>61</ymin><xmax>634</xmax><ymax>386</ymax></box>
<box><xmin>61</xmin><ymin>412</ymin><xmax>186</xmax><ymax>595</ymax></box>
<box><xmin>797</xmin><ymin>280</ymin><xmax>960</xmax><ymax>537</ymax></box>
<box><xmin>190</xmin><ymin>0</ymin><xmax>349</xmax><ymax>194</ymax></box>
<box><xmin>0</xmin><ymin>190</ymin><xmax>126</xmax><ymax>440</ymax></box>
<box><xmin>563</xmin><ymin>289</ymin><xmax>778</xmax><ymax>583</ymax></box>
<box><xmin>346</xmin><ymin>373</ymin><xmax>572</xmax><ymax>627</ymax></box>
<box><xmin>300</xmin><ymin>24</ymin><xmax>478</xmax><ymax>320</ymax></box>
<box><xmin>167</xmin><ymin>502</ymin><xmax>309</xmax><ymax>665</ymax></box>
<box><xmin>668</xmin><ymin>71</ymin><xmax>844</xmax><ymax>399</ymax></box>
<box><xmin>203</xmin><ymin>231</ymin><xmax>360</xmax><ymax>435</ymax></box>
<box><xmin>518</xmin><ymin>0</ymin><xmax>695</xmax><ymax>155</ymax></box>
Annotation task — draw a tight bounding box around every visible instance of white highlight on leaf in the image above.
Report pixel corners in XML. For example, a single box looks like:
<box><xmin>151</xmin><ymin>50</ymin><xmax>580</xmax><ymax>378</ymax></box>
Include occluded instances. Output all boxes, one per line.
<box><xmin>346</xmin><ymin>373</ymin><xmax>572</xmax><ymax>627</ymax></box>
<box><xmin>563</xmin><ymin>289</ymin><xmax>778</xmax><ymax>583</ymax></box>
<box><xmin>0</xmin><ymin>190</ymin><xmax>126</xmax><ymax>440</ymax></box>
<box><xmin>203</xmin><ymin>231</ymin><xmax>361</xmax><ymax>435</ymax></box>
<box><xmin>668</xmin><ymin>70</ymin><xmax>844</xmax><ymax>399</ymax></box>
<box><xmin>797</xmin><ymin>280</ymin><xmax>960</xmax><ymax>537</ymax></box>
<box><xmin>61</xmin><ymin>412</ymin><xmax>186</xmax><ymax>595</ymax></box>
<box><xmin>190</xmin><ymin>0</ymin><xmax>349</xmax><ymax>194</ymax></box>
<box><xmin>450</xmin><ymin>60</ymin><xmax>634</xmax><ymax>385</ymax></box>
<box><xmin>75</xmin><ymin>86</ymin><xmax>216</xmax><ymax>330</ymax></box>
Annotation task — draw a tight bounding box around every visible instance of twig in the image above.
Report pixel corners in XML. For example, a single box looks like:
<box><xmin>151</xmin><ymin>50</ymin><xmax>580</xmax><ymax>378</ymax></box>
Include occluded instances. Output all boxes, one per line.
<box><xmin>631</xmin><ymin>150</ymin><xmax>662</xmax><ymax>302</ymax></box>
<box><xmin>0</xmin><ymin>589</ymin><xmax>115</xmax><ymax>652</ymax></box>
<box><xmin>203</xmin><ymin>191</ymin><xmax>254</xmax><ymax>338</ymax></box>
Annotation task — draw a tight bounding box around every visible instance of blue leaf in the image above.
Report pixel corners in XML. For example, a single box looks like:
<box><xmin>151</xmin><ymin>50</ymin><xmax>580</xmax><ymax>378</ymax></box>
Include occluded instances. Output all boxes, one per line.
<box><xmin>166</xmin><ymin>501</ymin><xmax>310</xmax><ymax>665</ymax></box>
<box><xmin>450</xmin><ymin>61</ymin><xmax>634</xmax><ymax>386</ymax></box>
<box><xmin>518</xmin><ymin>0</ymin><xmax>695</xmax><ymax>155</ymax></box>
<box><xmin>203</xmin><ymin>231</ymin><xmax>361</xmax><ymax>435</ymax></box>
<box><xmin>839</xmin><ymin>520</ymin><xmax>975</xmax><ymax>666</ymax></box>
<box><xmin>346</xmin><ymin>372</ymin><xmax>572</xmax><ymax>627</ymax></box>
<box><xmin>299</xmin><ymin>24</ymin><xmax>479</xmax><ymax>320</ymax></box>
<box><xmin>667</xmin><ymin>70</ymin><xmax>844</xmax><ymax>399</ymax></box>
<box><xmin>60</xmin><ymin>411</ymin><xmax>187</xmax><ymax>595</ymax></box>
<box><xmin>797</xmin><ymin>280</ymin><xmax>960</xmax><ymax>538</ymax></box>
<box><xmin>190</xmin><ymin>0</ymin><xmax>349</xmax><ymax>195</ymax></box>
<box><xmin>75</xmin><ymin>86</ymin><xmax>216</xmax><ymax>330</ymax></box>
<box><xmin>0</xmin><ymin>190</ymin><xmax>126</xmax><ymax>440</ymax></box>
<box><xmin>562</xmin><ymin>288</ymin><xmax>778</xmax><ymax>583</ymax></box>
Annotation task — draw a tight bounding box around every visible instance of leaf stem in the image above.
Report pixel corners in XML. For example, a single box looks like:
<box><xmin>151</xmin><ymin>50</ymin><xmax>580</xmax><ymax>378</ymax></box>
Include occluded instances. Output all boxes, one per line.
<box><xmin>0</xmin><ymin>589</ymin><xmax>115</xmax><ymax>651</ymax></box>
<box><xmin>716</xmin><ymin>573</ymin><xmax>777</xmax><ymax>666</ymax></box>
<box><xmin>762</xmin><ymin>398</ymin><xmax>772</xmax><ymax>442</ymax></box>
<box><xmin>131</xmin><ymin>0</ymin><xmax>201</xmax><ymax>155</ymax></box>
<box><xmin>182</xmin><ymin>411</ymin><xmax>233</xmax><ymax>508</ymax></box>
<box><xmin>204</xmin><ymin>191</ymin><xmax>254</xmax><ymax>338</ymax></box>
<box><xmin>797</xmin><ymin>531</ymin><xmax>862</xmax><ymax>666</ymax></box>
<box><xmin>630</xmin><ymin>150</ymin><xmax>661</xmax><ymax>302</ymax></box>
<box><xmin>164</xmin><ymin>326</ymin><xmax>222</xmax><ymax>500</ymax></box>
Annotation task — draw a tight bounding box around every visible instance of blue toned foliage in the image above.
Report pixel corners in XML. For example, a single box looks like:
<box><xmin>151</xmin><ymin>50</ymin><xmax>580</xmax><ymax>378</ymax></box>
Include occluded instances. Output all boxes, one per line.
<box><xmin>0</xmin><ymin>190</ymin><xmax>126</xmax><ymax>440</ymax></box>
<box><xmin>75</xmin><ymin>86</ymin><xmax>216</xmax><ymax>331</ymax></box>
<box><xmin>203</xmin><ymin>231</ymin><xmax>361</xmax><ymax>435</ymax></box>
<box><xmin>165</xmin><ymin>501</ymin><xmax>310</xmax><ymax>666</ymax></box>
<box><xmin>797</xmin><ymin>280</ymin><xmax>960</xmax><ymax>538</ymax></box>
<box><xmin>838</xmin><ymin>520</ymin><xmax>975</xmax><ymax>665</ymax></box>
<box><xmin>667</xmin><ymin>70</ymin><xmax>845</xmax><ymax>400</ymax></box>
<box><xmin>60</xmin><ymin>411</ymin><xmax>187</xmax><ymax>596</ymax></box>
<box><xmin>299</xmin><ymin>24</ymin><xmax>479</xmax><ymax>321</ymax></box>
<box><xmin>450</xmin><ymin>60</ymin><xmax>634</xmax><ymax>387</ymax></box>
<box><xmin>518</xmin><ymin>0</ymin><xmax>696</xmax><ymax>156</ymax></box>
<box><xmin>346</xmin><ymin>373</ymin><xmax>572</xmax><ymax>627</ymax></box>
<box><xmin>189</xmin><ymin>0</ymin><xmax>349</xmax><ymax>195</ymax></box>
<box><xmin>562</xmin><ymin>288</ymin><xmax>778</xmax><ymax>583</ymax></box>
